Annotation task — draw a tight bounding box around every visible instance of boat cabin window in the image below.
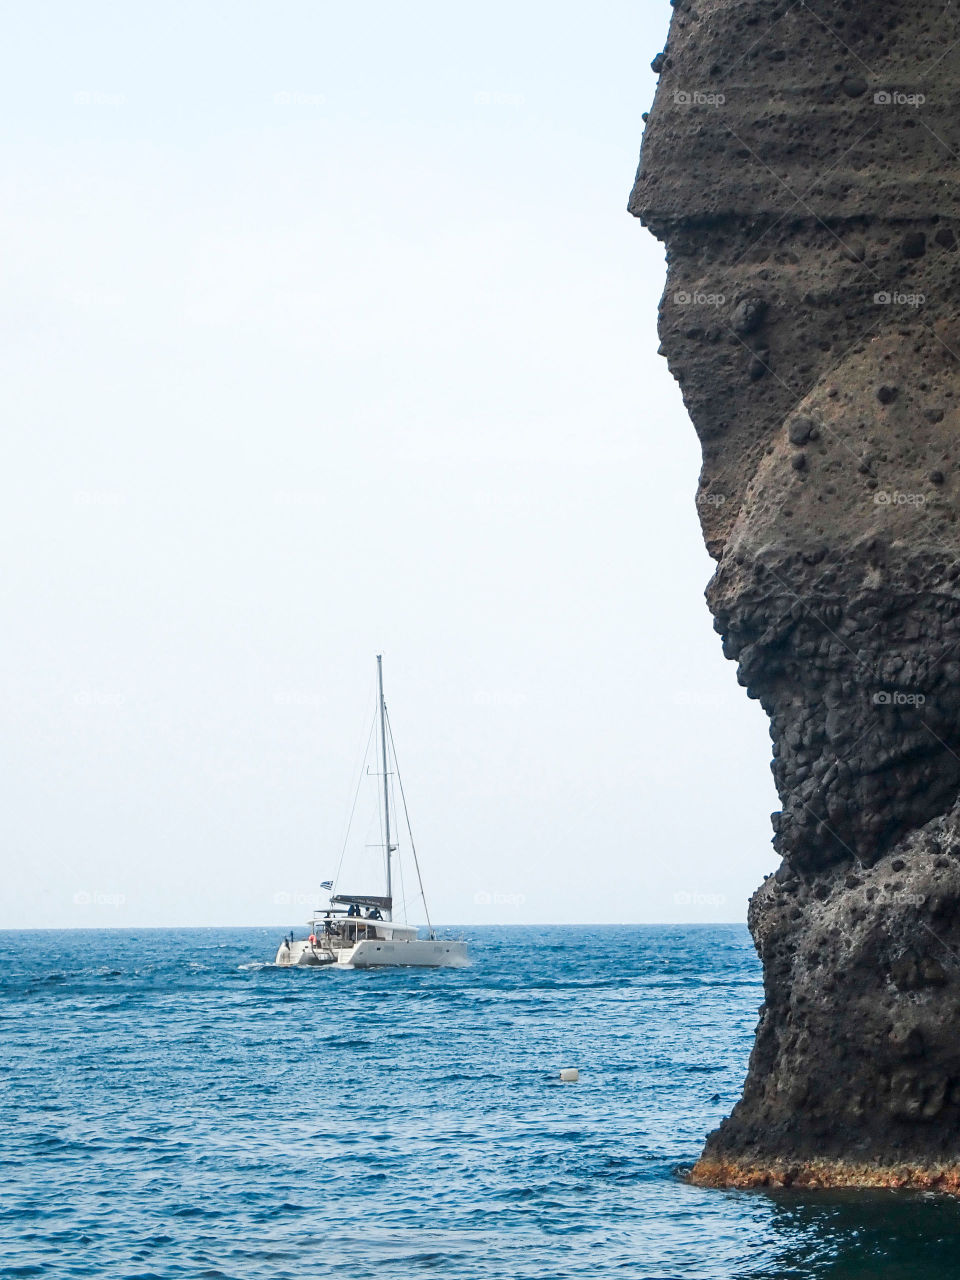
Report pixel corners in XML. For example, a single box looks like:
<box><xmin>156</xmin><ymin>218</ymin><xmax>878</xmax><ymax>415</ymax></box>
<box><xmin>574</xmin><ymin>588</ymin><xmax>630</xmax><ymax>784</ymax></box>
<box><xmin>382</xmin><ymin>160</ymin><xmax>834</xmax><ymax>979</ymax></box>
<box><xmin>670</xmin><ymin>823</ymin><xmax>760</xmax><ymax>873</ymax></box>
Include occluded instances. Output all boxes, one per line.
<box><xmin>343</xmin><ymin>922</ymin><xmax>377</xmax><ymax>942</ymax></box>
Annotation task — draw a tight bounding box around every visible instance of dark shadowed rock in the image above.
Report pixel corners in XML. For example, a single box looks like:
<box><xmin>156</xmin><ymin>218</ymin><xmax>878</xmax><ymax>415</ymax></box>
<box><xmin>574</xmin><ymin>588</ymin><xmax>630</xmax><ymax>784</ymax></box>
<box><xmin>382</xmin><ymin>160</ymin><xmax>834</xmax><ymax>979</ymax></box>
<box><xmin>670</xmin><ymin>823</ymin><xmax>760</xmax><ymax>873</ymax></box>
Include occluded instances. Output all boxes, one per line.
<box><xmin>787</xmin><ymin>418</ymin><xmax>814</xmax><ymax>446</ymax></box>
<box><xmin>732</xmin><ymin>297</ymin><xmax>768</xmax><ymax>335</ymax></box>
<box><xmin>630</xmin><ymin>0</ymin><xmax>960</xmax><ymax>1193</ymax></box>
<box><xmin>841</xmin><ymin>76</ymin><xmax>868</xmax><ymax>98</ymax></box>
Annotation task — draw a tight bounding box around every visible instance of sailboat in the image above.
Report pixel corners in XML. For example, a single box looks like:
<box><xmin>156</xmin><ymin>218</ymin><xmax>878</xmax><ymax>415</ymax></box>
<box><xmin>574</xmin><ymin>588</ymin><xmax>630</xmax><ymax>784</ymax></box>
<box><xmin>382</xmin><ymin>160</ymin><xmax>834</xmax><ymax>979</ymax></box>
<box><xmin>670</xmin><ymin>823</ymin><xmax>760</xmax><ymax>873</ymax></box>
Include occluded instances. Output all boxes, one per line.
<box><xmin>274</xmin><ymin>656</ymin><xmax>469</xmax><ymax>969</ymax></box>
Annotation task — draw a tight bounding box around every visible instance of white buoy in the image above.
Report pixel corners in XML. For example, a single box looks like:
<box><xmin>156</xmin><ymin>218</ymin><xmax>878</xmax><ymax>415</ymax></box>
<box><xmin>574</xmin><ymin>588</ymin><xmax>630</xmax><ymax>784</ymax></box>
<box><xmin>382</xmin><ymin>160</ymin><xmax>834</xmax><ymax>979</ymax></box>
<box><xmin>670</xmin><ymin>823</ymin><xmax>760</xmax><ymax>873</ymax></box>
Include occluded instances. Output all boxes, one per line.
<box><xmin>560</xmin><ymin>1067</ymin><xmax>579</xmax><ymax>1082</ymax></box>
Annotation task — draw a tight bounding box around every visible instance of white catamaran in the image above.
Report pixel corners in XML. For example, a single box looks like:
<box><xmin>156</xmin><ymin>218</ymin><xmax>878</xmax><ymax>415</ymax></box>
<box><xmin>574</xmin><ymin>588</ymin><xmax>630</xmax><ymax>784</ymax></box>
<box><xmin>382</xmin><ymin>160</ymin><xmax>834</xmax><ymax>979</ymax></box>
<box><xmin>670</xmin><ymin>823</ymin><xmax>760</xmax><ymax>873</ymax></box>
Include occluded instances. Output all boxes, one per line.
<box><xmin>274</xmin><ymin>656</ymin><xmax>469</xmax><ymax>969</ymax></box>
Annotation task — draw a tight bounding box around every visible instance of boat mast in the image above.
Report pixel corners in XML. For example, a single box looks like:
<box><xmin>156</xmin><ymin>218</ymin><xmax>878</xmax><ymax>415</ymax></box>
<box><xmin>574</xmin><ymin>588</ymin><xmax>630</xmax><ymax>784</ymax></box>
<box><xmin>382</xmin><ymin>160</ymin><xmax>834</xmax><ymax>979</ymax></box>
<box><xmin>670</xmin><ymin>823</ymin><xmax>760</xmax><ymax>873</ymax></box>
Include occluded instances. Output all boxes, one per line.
<box><xmin>377</xmin><ymin>654</ymin><xmax>393</xmax><ymax>919</ymax></box>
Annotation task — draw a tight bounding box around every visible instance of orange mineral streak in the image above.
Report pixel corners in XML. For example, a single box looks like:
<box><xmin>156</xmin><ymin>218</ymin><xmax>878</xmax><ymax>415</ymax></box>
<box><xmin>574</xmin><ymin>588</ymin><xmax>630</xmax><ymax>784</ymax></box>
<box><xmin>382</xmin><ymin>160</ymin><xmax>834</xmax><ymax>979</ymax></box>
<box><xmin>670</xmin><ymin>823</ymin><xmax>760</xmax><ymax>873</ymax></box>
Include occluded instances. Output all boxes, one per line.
<box><xmin>690</xmin><ymin>1157</ymin><xmax>960</xmax><ymax>1196</ymax></box>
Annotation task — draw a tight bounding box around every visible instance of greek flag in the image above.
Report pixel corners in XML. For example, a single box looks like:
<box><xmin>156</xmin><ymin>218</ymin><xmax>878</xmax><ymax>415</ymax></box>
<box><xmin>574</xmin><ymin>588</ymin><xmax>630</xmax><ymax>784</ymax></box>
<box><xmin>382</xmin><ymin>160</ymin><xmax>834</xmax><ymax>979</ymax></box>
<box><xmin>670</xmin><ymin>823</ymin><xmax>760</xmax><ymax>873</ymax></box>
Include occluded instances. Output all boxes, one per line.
<box><xmin>320</xmin><ymin>880</ymin><xmax>334</xmax><ymax>890</ymax></box>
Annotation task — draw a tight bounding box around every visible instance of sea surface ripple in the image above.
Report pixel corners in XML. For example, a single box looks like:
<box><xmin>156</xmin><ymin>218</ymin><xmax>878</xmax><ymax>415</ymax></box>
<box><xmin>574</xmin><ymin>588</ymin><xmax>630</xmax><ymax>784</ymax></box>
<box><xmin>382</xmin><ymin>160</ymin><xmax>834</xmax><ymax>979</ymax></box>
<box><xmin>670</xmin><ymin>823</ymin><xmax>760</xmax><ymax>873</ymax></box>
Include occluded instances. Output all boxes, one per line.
<box><xmin>2</xmin><ymin>925</ymin><xmax>960</xmax><ymax>1278</ymax></box>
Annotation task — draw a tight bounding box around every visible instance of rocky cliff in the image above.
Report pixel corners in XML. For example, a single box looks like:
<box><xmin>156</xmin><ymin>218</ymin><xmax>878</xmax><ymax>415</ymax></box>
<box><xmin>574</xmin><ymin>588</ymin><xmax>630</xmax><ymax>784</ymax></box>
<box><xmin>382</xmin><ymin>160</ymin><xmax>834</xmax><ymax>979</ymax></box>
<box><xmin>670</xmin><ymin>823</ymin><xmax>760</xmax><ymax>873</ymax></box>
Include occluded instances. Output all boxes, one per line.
<box><xmin>632</xmin><ymin>0</ymin><xmax>960</xmax><ymax>1189</ymax></box>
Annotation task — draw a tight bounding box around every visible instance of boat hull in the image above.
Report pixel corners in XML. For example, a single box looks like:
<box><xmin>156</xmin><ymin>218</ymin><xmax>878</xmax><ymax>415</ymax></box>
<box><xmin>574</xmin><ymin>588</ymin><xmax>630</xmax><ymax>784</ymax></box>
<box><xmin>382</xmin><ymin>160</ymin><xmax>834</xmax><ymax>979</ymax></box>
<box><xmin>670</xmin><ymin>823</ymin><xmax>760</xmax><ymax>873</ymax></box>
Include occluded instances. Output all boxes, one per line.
<box><xmin>274</xmin><ymin>937</ymin><xmax>468</xmax><ymax>969</ymax></box>
<box><xmin>345</xmin><ymin>938</ymin><xmax>469</xmax><ymax>968</ymax></box>
<box><xmin>274</xmin><ymin>940</ymin><xmax>336</xmax><ymax>966</ymax></box>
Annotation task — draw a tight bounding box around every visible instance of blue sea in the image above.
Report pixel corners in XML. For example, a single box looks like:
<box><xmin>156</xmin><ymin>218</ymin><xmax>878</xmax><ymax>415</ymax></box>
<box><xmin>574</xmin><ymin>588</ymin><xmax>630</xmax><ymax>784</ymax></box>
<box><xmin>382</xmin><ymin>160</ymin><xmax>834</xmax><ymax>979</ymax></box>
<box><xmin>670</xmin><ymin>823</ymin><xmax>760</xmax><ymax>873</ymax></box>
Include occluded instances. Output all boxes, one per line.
<box><xmin>2</xmin><ymin>925</ymin><xmax>960</xmax><ymax>1279</ymax></box>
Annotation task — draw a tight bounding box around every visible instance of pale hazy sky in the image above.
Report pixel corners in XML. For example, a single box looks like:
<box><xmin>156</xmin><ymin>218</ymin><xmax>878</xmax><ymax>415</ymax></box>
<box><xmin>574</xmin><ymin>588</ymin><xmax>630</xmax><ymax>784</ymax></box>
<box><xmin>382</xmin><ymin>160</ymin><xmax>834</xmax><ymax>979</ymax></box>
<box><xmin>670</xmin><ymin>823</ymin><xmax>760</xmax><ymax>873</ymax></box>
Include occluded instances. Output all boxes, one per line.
<box><xmin>1</xmin><ymin>1</ymin><xmax>777</xmax><ymax>929</ymax></box>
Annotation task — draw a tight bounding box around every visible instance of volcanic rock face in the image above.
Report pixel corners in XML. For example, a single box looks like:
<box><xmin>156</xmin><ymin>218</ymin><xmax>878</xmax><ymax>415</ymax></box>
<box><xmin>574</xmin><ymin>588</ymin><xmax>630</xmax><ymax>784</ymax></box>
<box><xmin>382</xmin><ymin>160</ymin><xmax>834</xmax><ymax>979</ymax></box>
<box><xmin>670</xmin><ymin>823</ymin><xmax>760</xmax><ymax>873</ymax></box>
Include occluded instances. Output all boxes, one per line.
<box><xmin>632</xmin><ymin>0</ymin><xmax>960</xmax><ymax>1187</ymax></box>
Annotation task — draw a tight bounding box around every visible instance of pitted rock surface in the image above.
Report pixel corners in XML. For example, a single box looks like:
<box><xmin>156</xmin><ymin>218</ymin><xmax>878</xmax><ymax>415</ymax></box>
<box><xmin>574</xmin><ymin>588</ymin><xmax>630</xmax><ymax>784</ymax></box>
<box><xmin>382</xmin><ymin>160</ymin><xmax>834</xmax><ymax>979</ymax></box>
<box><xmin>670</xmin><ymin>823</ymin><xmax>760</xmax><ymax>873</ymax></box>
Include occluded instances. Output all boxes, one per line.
<box><xmin>632</xmin><ymin>0</ymin><xmax>960</xmax><ymax>1181</ymax></box>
